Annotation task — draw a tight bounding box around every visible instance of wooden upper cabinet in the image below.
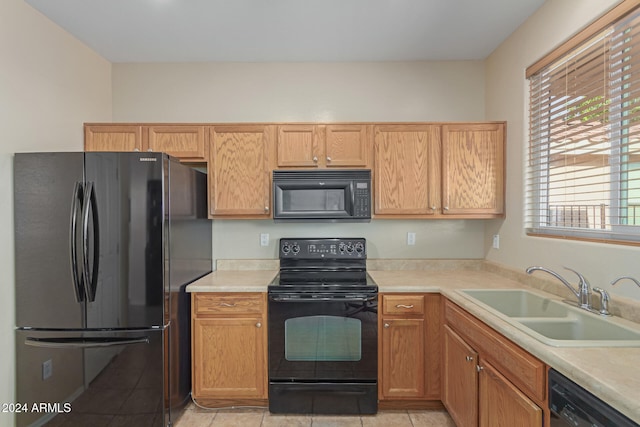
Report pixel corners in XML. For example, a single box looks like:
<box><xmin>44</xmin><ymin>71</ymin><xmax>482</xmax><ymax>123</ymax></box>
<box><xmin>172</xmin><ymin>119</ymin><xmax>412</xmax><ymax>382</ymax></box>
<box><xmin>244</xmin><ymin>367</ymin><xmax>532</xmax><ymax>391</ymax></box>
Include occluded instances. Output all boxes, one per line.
<box><xmin>85</xmin><ymin>124</ymin><xmax>207</xmax><ymax>161</ymax></box>
<box><xmin>276</xmin><ymin>125</ymin><xmax>319</xmax><ymax>167</ymax></box>
<box><xmin>276</xmin><ymin>124</ymin><xmax>370</xmax><ymax>168</ymax></box>
<box><xmin>325</xmin><ymin>125</ymin><xmax>369</xmax><ymax>167</ymax></box>
<box><xmin>208</xmin><ymin>125</ymin><xmax>274</xmax><ymax>218</ymax></box>
<box><xmin>442</xmin><ymin>123</ymin><xmax>505</xmax><ymax>216</ymax></box>
<box><xmin>374</xmin><ymin>125</ymin><xmax>441</xmax><ymax>216</ymax></box>
<box><xmin>146</xmin><ymin>125</ymin><xmax>207</xmax><ymax>161</ymax></box>
<box><xmin>85</xmin><ymin>125</ymin><xmax>142</xmax><ymax>152</ymax></box>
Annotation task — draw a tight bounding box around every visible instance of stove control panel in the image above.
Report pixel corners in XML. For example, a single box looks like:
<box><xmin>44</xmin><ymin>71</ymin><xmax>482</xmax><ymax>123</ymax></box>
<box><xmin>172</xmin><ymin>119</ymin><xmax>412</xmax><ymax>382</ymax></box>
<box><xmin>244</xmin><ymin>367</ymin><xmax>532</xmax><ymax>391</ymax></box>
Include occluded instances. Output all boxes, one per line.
<box><xmin>280</xmin><ymin>238</ymin><xmax>366</xmax><ymax>259</ymax></box>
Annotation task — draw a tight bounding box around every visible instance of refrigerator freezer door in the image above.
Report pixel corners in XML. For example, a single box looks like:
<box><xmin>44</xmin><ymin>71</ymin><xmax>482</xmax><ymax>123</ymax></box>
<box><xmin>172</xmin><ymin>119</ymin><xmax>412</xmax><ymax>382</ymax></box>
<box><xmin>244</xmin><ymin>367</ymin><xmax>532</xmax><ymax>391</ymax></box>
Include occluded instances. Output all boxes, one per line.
<box><xmin>84</xmin><ymin>153</ymin><xmax>166</xmax><ymax>329</ymax></box>
<box><xmin>15</xmin><ymin>329</ymin><xmax>166</xmax><ymax>427</ymax></box>
<box><xmin>15</xmin><ymin>153</ymin><xmax>86</xmax><ymax>329</ymax></box>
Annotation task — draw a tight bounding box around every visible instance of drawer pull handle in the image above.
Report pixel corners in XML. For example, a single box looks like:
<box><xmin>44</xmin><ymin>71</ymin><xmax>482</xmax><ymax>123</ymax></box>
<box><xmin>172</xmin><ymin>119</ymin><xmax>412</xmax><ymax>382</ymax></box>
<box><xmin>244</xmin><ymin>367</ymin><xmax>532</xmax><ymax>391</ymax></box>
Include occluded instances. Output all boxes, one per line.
<box><xmin>476</xmin><ymin>365</ymin><xmax>484</xmax><ymax>373</ymax></box>
<box><xmin>384</xmin><ymin>323</ymin><xmax>390</xmax><ymax>328</ymax></box>
<box><xmin>256</xmin><ymin>322</ymin><xmax>262</xmax><ymax>328</ymax></box>
<box><xmin>219</xmin><ymin>302</ymin><xmax>236</xmax><ymax>307</ymax></box>
<box><xmin>465</xmin><ymin>356</ymin><xmax>474</xmax><ymax>362</ymax></box>
<box><xmin>396</xmin><ymin>304</ymin><xmax>414</xmax><ymax>309</ymax></box>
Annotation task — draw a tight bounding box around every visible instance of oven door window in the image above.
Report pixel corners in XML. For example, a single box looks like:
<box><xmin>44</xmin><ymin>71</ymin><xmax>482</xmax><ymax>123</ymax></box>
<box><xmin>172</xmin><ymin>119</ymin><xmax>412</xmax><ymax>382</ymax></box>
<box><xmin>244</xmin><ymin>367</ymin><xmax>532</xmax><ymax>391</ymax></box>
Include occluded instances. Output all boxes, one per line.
<box><xmin>285</xmin><ymin>315</ymin><xmax>361</xmax><ymax>362</ymax></box>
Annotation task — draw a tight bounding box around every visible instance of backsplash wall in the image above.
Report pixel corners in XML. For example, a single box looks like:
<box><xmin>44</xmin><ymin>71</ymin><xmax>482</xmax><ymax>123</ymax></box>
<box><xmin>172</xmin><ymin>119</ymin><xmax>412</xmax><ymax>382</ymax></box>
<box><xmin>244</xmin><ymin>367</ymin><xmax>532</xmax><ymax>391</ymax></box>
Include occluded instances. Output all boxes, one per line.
<box><xmin>211</xmin><ymin>219</ymin><xmax>486</xmax><ymax>261</ymax></box>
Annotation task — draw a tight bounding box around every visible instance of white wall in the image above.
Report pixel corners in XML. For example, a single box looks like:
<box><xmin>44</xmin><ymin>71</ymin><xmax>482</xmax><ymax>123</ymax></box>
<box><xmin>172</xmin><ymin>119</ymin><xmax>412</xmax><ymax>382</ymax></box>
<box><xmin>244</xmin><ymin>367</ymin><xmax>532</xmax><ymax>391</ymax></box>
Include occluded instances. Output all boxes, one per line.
<box><xmin>484</xmin><ymin>0</ymin><xmax>640</xmax><ymax>301</ymax></box>
<box><xmin>0</xmin><ymin>0</ymin><xmax>111</xmax><ymax>424</ymax></box>
<box><xmin>113</xmin><ymin>61</ymin><xmax>485</xmax><ymax>123</ymax></box>
<box><xmin>112</xmin><ymin>61</ymin><xmax>489</xmax><ymax>259</ymax></box>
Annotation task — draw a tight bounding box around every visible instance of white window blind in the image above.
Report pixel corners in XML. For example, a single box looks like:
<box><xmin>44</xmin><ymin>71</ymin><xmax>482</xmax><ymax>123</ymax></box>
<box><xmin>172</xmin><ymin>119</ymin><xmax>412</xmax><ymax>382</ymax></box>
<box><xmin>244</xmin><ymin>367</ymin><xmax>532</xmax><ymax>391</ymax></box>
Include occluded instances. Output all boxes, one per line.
<box><xmin>527</xmin><ymin>7</ymin><xmax>640</xmax><ymax>244</ymax></box>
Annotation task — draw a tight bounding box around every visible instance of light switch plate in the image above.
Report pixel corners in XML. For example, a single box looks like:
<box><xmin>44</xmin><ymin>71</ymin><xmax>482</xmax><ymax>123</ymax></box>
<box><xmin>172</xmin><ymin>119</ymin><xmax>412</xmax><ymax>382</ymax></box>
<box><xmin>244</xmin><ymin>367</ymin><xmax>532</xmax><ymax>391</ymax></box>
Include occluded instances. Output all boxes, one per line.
<box><xmin>407</xmin><ymin>232</ymin><xmax>416</xmax><ymax>245</ymax></box>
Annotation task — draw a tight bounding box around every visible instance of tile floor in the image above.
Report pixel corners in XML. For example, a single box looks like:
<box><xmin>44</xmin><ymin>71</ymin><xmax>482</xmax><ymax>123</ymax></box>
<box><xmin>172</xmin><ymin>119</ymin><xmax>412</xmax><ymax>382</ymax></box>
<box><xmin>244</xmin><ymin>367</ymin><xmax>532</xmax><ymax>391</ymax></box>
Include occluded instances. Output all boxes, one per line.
<box><xmin>175</xmin><ymin>403</ymin><xmax>456</xmax><ymax>427</ymax></box>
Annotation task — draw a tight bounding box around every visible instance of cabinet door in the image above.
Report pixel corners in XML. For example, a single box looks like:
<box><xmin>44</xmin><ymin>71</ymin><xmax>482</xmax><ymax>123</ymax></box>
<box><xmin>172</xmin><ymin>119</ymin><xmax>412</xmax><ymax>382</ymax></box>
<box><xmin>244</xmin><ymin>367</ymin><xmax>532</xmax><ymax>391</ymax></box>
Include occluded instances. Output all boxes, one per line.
<box><xmin>146</xmin><ymin>125</ymin><xmax>207</xmax><ymax>161</ymax></box>
<box><xmin>374</xmin><ymin>125</ymin><xmax>441</xmax><ymax>215</ymax></box>
<box><xmin>85</xmin><ymin>125</ymin><xmax>142</xmax><ymax>152</ymax></box>
<box><xmin>325</xmin><ymin>125</ymin><xmax>369</xmax><ymax>167</ymax></box>
<box><xmin>479</xmin><ymin>361</ymin><xmax>542</xmax><ymax>427</ymax></box>
<box><xmin>192</xmin><ymin>317</ymin><xmax>267</xmax><ymax>399</ymax></box>
<box><xmin>276</xmin><ymin>125</ymin><xmax>320</xmax><ymax>167</ymax></box>
<box><xmin>443</xmin><ymin>325</ymin><xmax>478</xmax><ymax>427</ymax></box>
<box><xmin>442</xmin><ymin>123</ymin><xmax>504</xmax><ymax>216</ymax></box>
<box><xmin>380</xmin><ymin>318</ymin><xmax>425</xmax><ymax>398</ymax></box>
<box><xmin>209</xmin><ymin>126</ymin><xmax>273</xmax><ymax>217</ymax></box>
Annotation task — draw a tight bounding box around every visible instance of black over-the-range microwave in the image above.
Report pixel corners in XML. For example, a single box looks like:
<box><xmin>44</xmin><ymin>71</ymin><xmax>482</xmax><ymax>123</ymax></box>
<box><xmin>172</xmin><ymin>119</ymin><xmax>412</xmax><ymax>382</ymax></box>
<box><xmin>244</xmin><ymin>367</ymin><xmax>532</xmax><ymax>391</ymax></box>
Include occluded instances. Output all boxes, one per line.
<box><xmin>272</xmin><ymin>169</ymin><xmax>371</xmax><ymax>222</ymax></box>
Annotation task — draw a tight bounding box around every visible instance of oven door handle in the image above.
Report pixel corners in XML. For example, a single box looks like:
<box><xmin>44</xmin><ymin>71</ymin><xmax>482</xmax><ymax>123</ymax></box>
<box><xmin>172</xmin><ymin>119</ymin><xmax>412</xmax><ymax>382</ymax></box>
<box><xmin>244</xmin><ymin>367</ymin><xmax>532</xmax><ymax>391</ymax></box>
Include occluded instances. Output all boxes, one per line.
<box><xmin>269</xmin><ymin>295</ymin><xmax>377</xmax><ymax>302</ymax></box>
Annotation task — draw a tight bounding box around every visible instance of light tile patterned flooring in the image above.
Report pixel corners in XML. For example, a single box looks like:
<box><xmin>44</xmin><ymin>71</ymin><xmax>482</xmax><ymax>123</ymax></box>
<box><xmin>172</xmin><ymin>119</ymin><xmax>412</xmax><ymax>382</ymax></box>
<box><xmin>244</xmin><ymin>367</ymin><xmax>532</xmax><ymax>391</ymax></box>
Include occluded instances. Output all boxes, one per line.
<box><xmin>175</xmin><ymin>403</ymin><xmax>456</xmax><ymax>427</ymax></box>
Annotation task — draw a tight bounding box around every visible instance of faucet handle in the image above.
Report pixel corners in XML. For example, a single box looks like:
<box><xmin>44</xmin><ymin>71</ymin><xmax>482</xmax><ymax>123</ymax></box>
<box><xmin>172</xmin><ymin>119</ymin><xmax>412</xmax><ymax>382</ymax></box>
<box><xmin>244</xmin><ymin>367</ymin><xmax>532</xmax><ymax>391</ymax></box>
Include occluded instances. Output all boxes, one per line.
<box><xmin>611</xmin><ymin>276</ymin><xmax>640</xmax><ymax>288</ymax></box>
<box><xmin>563</xmin><ymin>266</ymin><xmax>590</xmax><ymax>291</ymax></box>
<box><xmin>592</xmin><ymin>287</ymin><xmax>612</xmax><ymax>316</ymax></box>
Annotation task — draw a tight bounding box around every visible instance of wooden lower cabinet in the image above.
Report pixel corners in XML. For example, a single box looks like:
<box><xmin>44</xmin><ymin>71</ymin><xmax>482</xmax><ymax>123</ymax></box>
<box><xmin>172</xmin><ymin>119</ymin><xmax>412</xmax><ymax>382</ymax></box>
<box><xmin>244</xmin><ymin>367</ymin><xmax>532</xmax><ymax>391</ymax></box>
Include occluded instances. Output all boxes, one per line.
<box><xmin>191</xmin><ymin>293</ymin><xmax>268</xmax><ymax>406</ymax></box>
<box><xmin>443</xmin><ymin>299</ymin><xmax>546</xmax><ymax>427</ymax></box>
<box><xmin>379</xmin><ymin>293</ymin><xmax>441</xmax><ymax>407</ymax></box>
<box><xmin>479</xmin><ymin>361</ymin><xmax>543</xmax><ymax>427</ymax></box>
<box><xmin>443</xmin><ymin>326</ymin><xmax>478</xmax><ymax>427</ymax></box>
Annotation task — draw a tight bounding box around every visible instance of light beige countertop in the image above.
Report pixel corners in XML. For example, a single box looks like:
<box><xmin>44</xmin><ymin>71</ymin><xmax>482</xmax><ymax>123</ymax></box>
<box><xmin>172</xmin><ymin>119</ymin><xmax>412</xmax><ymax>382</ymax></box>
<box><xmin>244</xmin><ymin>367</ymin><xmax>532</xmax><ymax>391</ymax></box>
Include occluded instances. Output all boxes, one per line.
<box><xmin>185</xmin><ymin>270</ymin><xmax>278</xmax><ymax>292</ymax></box>
<box><xmin>185</xmin><ymin>259</ymin><xmax>640</xmax><ymax>422</ymax></box>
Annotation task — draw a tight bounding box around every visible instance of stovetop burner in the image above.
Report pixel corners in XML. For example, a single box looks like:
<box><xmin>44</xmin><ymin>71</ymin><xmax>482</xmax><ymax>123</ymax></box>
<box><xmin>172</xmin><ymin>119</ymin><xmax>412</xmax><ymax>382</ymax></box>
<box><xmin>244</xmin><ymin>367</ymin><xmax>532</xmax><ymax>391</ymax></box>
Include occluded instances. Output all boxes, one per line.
<box><xmin>269</xmin><ymin>238</ymin><xmax>377</xmax><ymax>295</ymax></box>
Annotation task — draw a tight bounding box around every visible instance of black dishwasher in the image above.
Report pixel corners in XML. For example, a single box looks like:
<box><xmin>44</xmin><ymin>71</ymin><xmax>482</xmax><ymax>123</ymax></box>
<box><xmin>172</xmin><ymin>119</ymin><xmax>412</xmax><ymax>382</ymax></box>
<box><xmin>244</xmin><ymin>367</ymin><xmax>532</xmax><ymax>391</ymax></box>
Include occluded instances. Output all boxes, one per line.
<box><xmin>549</xmin><ymin>369</ymin><xmax>638</xmax><ymax>427</ymax></box>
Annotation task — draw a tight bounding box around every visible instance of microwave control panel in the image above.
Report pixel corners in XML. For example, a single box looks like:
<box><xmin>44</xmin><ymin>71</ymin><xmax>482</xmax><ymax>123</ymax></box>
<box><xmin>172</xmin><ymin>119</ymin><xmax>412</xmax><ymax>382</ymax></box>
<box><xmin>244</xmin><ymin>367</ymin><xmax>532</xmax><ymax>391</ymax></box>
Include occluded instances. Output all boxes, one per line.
<box><xmin>353</xmin><ymin>181</ymin><xmax>371</xmax><ymax>218</ymax></box>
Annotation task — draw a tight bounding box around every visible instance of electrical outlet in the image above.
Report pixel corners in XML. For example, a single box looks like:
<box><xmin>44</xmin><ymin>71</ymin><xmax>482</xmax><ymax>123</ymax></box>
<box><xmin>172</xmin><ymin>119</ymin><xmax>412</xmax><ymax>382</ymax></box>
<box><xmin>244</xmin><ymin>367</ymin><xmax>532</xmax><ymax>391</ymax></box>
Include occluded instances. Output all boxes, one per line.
<box><xmin>407</xmin><ymin>232</ymin><xmax>416</xmax><ymax>246</ymax></box>
<box><xmin>42</xmin><ymin>359</ymin><xmax>52</xmax><ymax>380</ymax></box>
<box><xmin>260</xmin><ymin>233</ymin><xmax>269</xmax><ymax>247</ymax></box>
<box><xmin>492</xmin><ymin>234</ymin><xmax>500</xmax><ymax>249</ymax></box>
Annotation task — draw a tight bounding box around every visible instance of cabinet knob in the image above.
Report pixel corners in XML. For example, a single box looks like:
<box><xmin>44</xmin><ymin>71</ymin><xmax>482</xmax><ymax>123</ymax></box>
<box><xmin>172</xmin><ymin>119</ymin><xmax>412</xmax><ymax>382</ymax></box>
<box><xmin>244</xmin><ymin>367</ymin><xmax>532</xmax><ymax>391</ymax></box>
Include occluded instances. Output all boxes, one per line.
<box><xmin>133</xmin><ymin>148</ymin><xmax>140</xmax><ymax>152</ymax></box>
<box><xmin>326</xmin><ymin>156</ymin><xmax>332</xmax><ymax>162</ymax></box>
<box><xmin>465</xmin><ymin>356</ymin><xmax>474</xmax><ymax>362</ymax></box>
<box><xmin>443</xmin><ymin>206</ymin><xmax>450</xmax><ymax>211</ymax></box>
<box><xmin>147</xmin><ymin>148</ymin><xmax>153</xmax><ymax>152</ymax></box>
<box><xmin>313</xmin><ymin>156</ymin><xmax>318</xmax><ymax>163</ymax></box>
<box><xmin>431</xmin><ymin>206</ymin><xmax>437</xmax><ymax>210</ymax></box>
<box><xmin>384</xmin><ymin>323</ymin><xmax>390</xmax><ymax>328</ymax></box>
<box><xmin>476</xmin><ymin>365</ymin><xmax>484</xmax><ymax>373</ymax></box>
<box><xmin>264</xmin><ymin>206</ymin><xmax>270</xmax><ymax>212</ymax></box>
<box><xmin>256</xmin><ymin>322</ymin><xmax>262</xmax><ymax>328</ymax></box>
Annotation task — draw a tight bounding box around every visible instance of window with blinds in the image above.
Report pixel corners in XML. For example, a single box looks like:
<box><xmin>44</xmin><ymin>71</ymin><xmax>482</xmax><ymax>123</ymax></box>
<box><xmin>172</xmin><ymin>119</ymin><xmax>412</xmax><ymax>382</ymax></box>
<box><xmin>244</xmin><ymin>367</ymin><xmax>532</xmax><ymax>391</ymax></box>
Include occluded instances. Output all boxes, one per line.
<box><xmin>526</xmin><ymin>6</ymin><xmax>640</xmax><ymax>244</ymax></box>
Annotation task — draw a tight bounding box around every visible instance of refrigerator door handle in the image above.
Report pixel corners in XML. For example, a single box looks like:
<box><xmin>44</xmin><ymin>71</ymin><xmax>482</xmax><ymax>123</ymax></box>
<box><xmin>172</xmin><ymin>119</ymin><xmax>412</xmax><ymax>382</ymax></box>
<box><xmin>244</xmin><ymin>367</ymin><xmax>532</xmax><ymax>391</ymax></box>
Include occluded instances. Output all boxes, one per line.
<box><xmin>82</xmin><ymin>182</ymin><xmax>100</xmax><ymax>302</ymax></box>
<box><xmin>25</xmin><ymin>336</ymin><xmax>150</xmax><ymax>348</ymax></box>
<box><xmin>69</xmin><ymin>182</ymin><xmax>84</xmax><ymax>302</ymax></box>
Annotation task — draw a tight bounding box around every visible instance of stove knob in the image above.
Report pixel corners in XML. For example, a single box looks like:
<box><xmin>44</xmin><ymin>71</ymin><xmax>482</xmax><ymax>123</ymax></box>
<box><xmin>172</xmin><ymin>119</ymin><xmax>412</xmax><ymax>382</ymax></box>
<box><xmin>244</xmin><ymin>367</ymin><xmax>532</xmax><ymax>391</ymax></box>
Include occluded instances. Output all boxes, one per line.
<box><xmin>345</xmin><ymin>243</ymin><xmax>354</xmax><ymax>254</ymax></box>
<box><xmin>291</xmin><ymin>244</ymin><xmax>300</xmax><ymax>255</ymax></box>
<box><xmin>355</xmin><ymin>242</ymin><xmax>365</xmax><ymax>254</ymax></box>
<box><xmin>339</xmin><ymin>243</ymin><xmax>346</xmax><ymax>253</ymax></box>
<box><xmin>281</xmin><ymin>244</ymin><xmax>290</xmax><ymax>254</ymax></box>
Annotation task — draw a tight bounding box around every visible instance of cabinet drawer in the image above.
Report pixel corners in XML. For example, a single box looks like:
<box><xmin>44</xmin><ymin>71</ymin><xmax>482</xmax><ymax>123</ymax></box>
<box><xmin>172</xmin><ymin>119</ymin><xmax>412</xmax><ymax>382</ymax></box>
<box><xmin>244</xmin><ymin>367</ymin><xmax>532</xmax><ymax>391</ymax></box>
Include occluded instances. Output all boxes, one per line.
<box><xmin>382</xmin><ymin>295</ymin><xmax>425</xmax><ymax>315</ymax></box>
<box><xmin>445</xmin><ymin>300</ymin><xmax>546</xmax><ymax>403</ymax></box>
<box><xmin>193</xmin><ymin>293</ymin><xmax>264</xmax><ymax>316</ymax></box>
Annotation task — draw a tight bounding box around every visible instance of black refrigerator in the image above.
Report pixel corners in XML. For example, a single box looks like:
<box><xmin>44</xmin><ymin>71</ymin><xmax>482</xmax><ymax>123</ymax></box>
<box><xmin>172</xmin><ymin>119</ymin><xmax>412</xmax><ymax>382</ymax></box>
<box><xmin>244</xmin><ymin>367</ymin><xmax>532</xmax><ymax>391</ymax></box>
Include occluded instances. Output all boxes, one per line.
<box><xmin>14</xmin><ymin>152</ymin><xmax>212</xmax><ymax>427</ymax></box>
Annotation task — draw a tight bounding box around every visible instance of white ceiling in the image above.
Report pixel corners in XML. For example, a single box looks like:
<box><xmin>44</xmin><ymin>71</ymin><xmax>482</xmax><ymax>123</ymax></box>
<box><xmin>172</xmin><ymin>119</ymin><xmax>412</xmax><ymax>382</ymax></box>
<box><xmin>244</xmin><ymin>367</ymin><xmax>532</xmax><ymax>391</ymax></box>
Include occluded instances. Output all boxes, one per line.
<box><xmin>25</xmin><ymin>0</ymin><xmax>546</xmax><ymax>63</ymax></box>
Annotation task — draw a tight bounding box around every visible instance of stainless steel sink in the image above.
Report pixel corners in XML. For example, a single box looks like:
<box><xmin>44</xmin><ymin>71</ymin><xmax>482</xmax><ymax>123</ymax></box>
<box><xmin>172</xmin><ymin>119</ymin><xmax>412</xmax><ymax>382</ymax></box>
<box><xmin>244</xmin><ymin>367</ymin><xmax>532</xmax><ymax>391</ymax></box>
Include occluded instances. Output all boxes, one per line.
<box><xmin>459</xmin><ymin>288</ymin><xmax>640</xmax><ymax>347</ymax></box>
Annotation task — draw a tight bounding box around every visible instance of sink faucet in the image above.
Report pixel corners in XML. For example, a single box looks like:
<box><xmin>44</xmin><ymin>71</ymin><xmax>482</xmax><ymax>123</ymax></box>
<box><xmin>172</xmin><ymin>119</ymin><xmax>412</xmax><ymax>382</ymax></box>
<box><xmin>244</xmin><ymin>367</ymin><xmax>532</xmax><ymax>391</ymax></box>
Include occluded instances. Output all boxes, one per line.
<box><xmin>525</xmin><ymin>266</ymin><xmax>592</xmax><ymax>309</ymax></box>
<box><xmin>611</xmin><ymin>276</ymin><xmax>640</xmax><ymax>288</ymax></box>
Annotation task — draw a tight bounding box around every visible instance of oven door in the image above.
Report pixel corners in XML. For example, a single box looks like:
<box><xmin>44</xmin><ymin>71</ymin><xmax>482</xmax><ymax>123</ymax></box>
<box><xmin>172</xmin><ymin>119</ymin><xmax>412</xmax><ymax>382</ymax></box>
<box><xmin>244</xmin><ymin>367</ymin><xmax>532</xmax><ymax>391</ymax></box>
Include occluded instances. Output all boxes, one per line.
<box><xmin>268</xmin><ymin>294</ymin><xmax>378</xmax><ymax>382</ymax></box>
